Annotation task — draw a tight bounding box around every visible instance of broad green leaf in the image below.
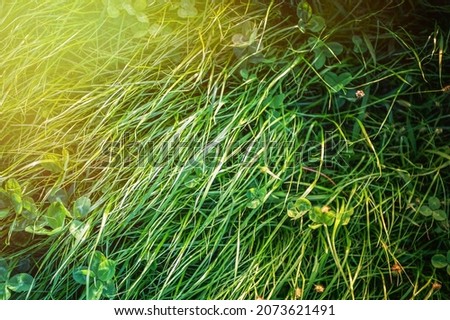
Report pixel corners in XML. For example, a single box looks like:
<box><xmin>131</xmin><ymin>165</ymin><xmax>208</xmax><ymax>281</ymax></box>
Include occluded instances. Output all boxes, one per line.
<box><xmin>46</xmin><ymin>202</ymin><xmax>69</xmax><ymax>229</ymax></box>
<box><xmin>341</xmin><ymin>208</ymin><xmax>354</xmax><ymax>226</ymax></box>
<box><xmin>48</xmin><ymin>189</ymin><xmax>69</xmax><ymax>206</ymax></box>
<box><xmin>107</xmin><ymin>4</ymin><xmax>121</xmax><ymax>18</ymax></box>
<box><xmin>178</xmin><ymin>0</ymin><xmax>198</xmax><ymax>18</ymax></box>
<box><xmin>323</xmin><ymin>211</ymin><xmax>336</xmax><ymax>226</ymax></box>
<box><xmin>419</xmin><ymin>205</ymin><xmax>432</xmax><ymax>217</ymax></box>
<box><xmin>22</xmin><ymin>196</ymin><xmax>38</xmax><ymax>219</ymax></box>
<box><xmin>447</xmin><ymin>250</ymin><xmax>450</xmax><ymax>264</ymax></box>
<box><xmin>133</xmin><ymin>28</ymin><xmax>149</xmax><ymax>38</ymax></box>
<box><xmin>10</xmin><ymin>218</ymin><xmax>29</xmax><ymax>232</ymax></box>
<box><xmin>432</xmin><ymin>209</ymin><xmax>447</xmax><ymax>222</ymax></box>
<box><xmin>308</xmin><ymin>15</ymin><xmax>325</xmax><ymax>33</ymax></box>
<box><xmin>7</xmin><ymin>273</ymin><xmax>33</xmax><ymax>292</ymax></box>
<box><xmin>177</xmin><ymin>6</ymin><xmax>198</xmax><ymax>18</ymax></box>
<box><xmin>309</xmin><ymin>206</ymin><xmax>322</xmax><ymax>223</ymax></box>
<box><xmin>0</xmin><ymin>283</ymin><xmax>11</xmax><ymax>300</ymax></box>
<box><xmin>10</xmin><ymin>192</ymin><xmax>22</xmax><ymax>214</ymax></box>
<box><xmin>246</xmin><ymin>187</ymin><xmax>266</xmax><ymax>208</ymax></box>
<box><xmin>69</xmin><ymin>220</ymin><xmax>89</xmax><ymax>241</ymax></box>
<box><xmin>122</xmin><ymin>1</ymin><xmax>136</xmax><ymax>15</ymax></box>
<box><xmin>297</xmin><ymin>1</ymin><xmax>312</xmax><ymax>23</ymax></box>
<box><xmin>73</xmin><ymin>196</ymin><xmax>91</xmax><ymax>219</ymax></box>
<box><xmin>86</xmin><ymin>282</ymin><xmax>103</xmax><ymax>300</ymax></box>
<box><xmin>91</xmin><ymin>251</ymin><xmax>107</xmax><ymax>274</ymax></box>
<box><xmin>102</xmin><ymin>279</ymin><xmax>117</xmax><ymax>298</ymax></box>
<box><xmin>247</xmin><ymin>199</ymin><xmax>261</xmax><ymax>209</ymax></box>
<box><xmin>287</xmin><ymin>202</ymin><xmax>301</xmax><ymax>219</ymax></box>
<box><xmin>184</xmin><ymin>176</ymin><xmax>200</xmax><ymax>189</ymax></box>
<box><xmin>295</xmin><ymin>197</ymin><xmax>312</xmax><ymax>213</ymax></box>
<box><xmin>0</xmin><ymin>259</ymin><xmax>8</xmax><ymax>282</ymax></box>
<box><xmin>271</xmin><ymin>94</ymin><xmax>285</xmax><ymax>108</ymax></box>
<box><xmin>97</xmin><ymin>259</ymin><xmax>117</xmax><ymax>282</ymax></box>
<box><xmin>352</xmin><ymin>35</ymin><xmax>367</xmax><ymax>53</ymax></box>
<box><xmin>232</xmin><ymin>33</ymin><xmax>247</xmax><ymax>47</ymax></box>
<box><xmin>72</xmin><ymin>266</ymin><xmax>95</xmax><ymax>285</ymax></box>
<box><xmin>309</xmin><ymin>206</ymin><xmax>335</xmax><ymax>226</ymax></box>
<box><xmin>431</xmin><ymin>254</ymin><xmax>447</xmax><ymax>268</ymax></box>
<box><xmin>40</xmin><ymin>153</ymin><xmax>64</xmax><ymax>174</ymax></box>
<box><xmin>447</xmin><ymin>265</ymin><xmax>450</xmax><ymax>276</ymax></box>
<box><xmin>0</xmin><ymin>208</ymin><xmax>10</xmax><ymax>219</ymax></box>
<box><xmin>240</xmin><ymin>68</ymin><xmax>249</xmax><ymax>80</ymax></box>
<box><xmin>313</xmin><ymin>52</ymin><xmax>326</xmax><ymax>69</ymax></box>
<box><xmin>133</xmin><ymin>0</ymin><xmax>147</xmax><ymax>11</ymax></box>
<box><xmin>135</xmin><ymin>12</ymin><xmax>149</xmax><ymax>23</ymax></box>
<box><xmin>25</xmin><ymin>225</ymin><xmax>62</xmax><ymax>236</ymax></box>
<box><xmin>324</xmin><ymin>71</ymin><xmax>352</xmax><ymax>92</ymax></box>
<box><xmin>5</xmin><ymin>178</ymin><xmax>21</xmax><ymax>195</ymax></box>
<box><xmin>327</xmin><ymin>42</ymin><xmax>344</xmax><ymax>56</ymax></box>
<box><xmin>308</xmin><ymin>223</ymin><xmax>322</xmax><ymax>230</ymax></box>
<box><xmin>428</xmin><ymin>196</ymin><xmax>441</xmax><ymax>210</ymax></box>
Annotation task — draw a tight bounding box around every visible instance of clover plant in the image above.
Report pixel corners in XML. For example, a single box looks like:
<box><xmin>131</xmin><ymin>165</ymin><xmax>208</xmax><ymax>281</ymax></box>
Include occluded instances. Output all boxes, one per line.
<box><xmin>73</xmin><ymin>251</ymin><xmax>117</xmax><ymax>299</ymax></box>
<box><xmin>0</xmin><ymin>259</ymin><xmax>34</xmax><ymax>300</ymax></box>
<box><xmin>431</xmin><ymin>250</ymin><xmax>450</xmax><ymax>276</ymax></box>
<box><xmin>419</xmin><ymin>196</ymin><xmax>447</xmax><ymax>222</ymax></box>
<box><xmin>246</xmin><ymin>187</ymin><xmax>267</xmax><ymax>209</ymax></box>
<box><xmin>297</xmin><ymin>1</ymin><xmax>326</xmax><ymax>33</ymax></box>
<box><xmin>287</xmin><ymin>198</ymin><xmax>354</xmax><ymax>229</ymax></box>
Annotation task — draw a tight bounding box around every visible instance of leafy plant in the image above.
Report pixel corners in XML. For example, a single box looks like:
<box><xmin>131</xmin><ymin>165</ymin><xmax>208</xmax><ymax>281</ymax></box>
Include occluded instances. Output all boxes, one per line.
<box><xmin>246</xmin><ymin>187</ymin><xmax>267</xmax><ymax>209</ymax></box>
<box><xmin>0</xmin><ymin>259</ymin><xmax>34</xmax><ymax>300</ymax></box>
<box><xmin>352</xmin><ymin>35</ymin><xmax>368</xmax><ymax>54</ymax></box>
<box><xmin>176</xmin><ymin>0</ymin><xmax>198</xmax><ymax>18</ymax></box>
<box><xmin>307</xmin><ymin>37</ymin><xmax>344</xmax><ymax>70</ymax></box>
<box><xmin>40</xmin><ymin>149</ymin><xmax>69</xmax><ymax>174</ymax></box>
<box><xmin>323</xmin><ymin>71</ymin><xmax>353</xmax><ymax>93</ymax></box>
<box><xmin>308</xmin><ymin>205</ymin><xmax>336</xmax><ymax>229</ymax></box>
<box><xmin>103</xmin><ymin>0</ymin><xmax>150</xmax><ymax>37</ymax></box>
<box><xmin>287</xmin><ymin>197</ymin><xmax>312</xmax><ymax>219</ymax></box>
<box><xmin>0</xmin><ymin>178</ymin><xmax>23</xmax><ymax>216</ymax></box>
<box><xmin>0</xmin><ymin>178</ymin><xmax>92</xmax><ymax>240</ymax></box>
<box><xmin>26</xmin><ymin>195</ymin><xmax>92</xmax><ymax>241</ymax></box>
<box><xmin>287</xmin><ymin>198</ymin><xmax>354</xmax><ymax>229</ymax></box>
<box><xmin>419</xmin><ymin>196</ymin><xmax>447</xmax><ymax>222</ymax></box>
<box><xmin>297</xmin><ymin>1</ymin><xmax>326</xmax><ymax>33</ymax></box>
<box><xmin>431</xmin><ymin>251</ymin><xmax>450</xmax><ymax>276</ymax></box>
<box><xmin>231</xmin><ymin>21</ymin><xmax>265</xmax><ymax>64</ymax></box>
<box><xmin>72</xmin><ymin>251</ymin><xmax>117</xmax><ymax>300</ymax></box>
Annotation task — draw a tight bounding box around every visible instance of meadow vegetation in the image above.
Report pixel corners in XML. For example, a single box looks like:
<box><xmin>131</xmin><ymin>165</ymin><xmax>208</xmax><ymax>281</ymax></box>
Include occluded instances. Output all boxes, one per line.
<box><xmin>0</xmin><ymin>0</ymin><xmax>449</xmax><ymax>299</ymax></box>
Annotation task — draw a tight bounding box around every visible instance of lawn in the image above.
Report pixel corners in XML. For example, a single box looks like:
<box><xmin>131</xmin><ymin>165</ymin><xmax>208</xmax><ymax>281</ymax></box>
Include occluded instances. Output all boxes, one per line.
<box><xmin>0</xmin><ymin>0</ymin><xmax>449</xmax><ymax>299</ymax></box>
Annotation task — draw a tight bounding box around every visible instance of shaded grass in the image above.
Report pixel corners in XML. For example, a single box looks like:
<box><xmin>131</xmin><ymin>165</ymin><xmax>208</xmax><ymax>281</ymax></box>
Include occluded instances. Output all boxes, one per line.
<box><xmin>0</xmin><ymin>0</ymin><xmax>449</xmax><ymax>299</ymax></box>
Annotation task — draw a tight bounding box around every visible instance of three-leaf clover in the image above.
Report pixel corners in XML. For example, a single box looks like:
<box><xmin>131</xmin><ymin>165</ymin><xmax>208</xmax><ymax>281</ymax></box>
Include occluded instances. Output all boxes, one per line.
<box><xmin>419</xmin><ymin>196</ymin><xmax>447</xmax><ymax>222</ymax></box>
<box><xmin>431</xmin><ymin>250</ymin><xmax>450</xmax><ymax>276</ymax></box>
<box><xmin>309</xmin><ymin>205</ymin><xmax>336</xmax><ymax>229</ymax></box>
<box><xmin>308</xmin><ymin>38</ymin><xmax>344</xmax><ymax>70</ymax></box>
<box><xmin>1</xmin><ymin>178</ymin><xmax>23</xmax><ymax>215</ymax></box>
<box><xmin>297</xmin><ymin>1</ymin><xmax>325</xmax><ymax>33</ymax></box>
<box><xmin>323</xmin><ymin>71</ymin><xmax>353</xmax><ymax>93</ymax></box>
<box><xmin>177</xmin><ymin>0</ymin><xmax>198</xmax><ymax>18</ymax></box>
<box><xmin>0</xmin><ymin>259</ymin><xmax>34</xmax><ymax>300</ymax></box>
<box><xmin>287</xmin><ymin>198</ymin><xmax>312</xmax><ymax>220</ymax></box>
<box><xmin>246</xmin><ymin>187</ymin><xmax>267</xmax><ymax>209</ymax></box>
<box><xmin>72</xmin><ymin>251</ymin><xmax>117</xmax><ymax>300</ymax></box>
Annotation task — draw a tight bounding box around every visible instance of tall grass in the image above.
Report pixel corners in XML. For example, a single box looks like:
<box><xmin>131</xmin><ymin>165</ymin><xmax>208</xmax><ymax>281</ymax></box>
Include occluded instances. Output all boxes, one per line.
<box><xmin>1</xmin><ymin>0</ymin><xmax>449</xmax><ymax>299</ymax></box>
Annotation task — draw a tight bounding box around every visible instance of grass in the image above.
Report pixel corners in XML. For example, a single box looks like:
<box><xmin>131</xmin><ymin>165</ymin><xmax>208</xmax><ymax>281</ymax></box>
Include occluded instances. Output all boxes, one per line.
<box><xmin>0</xmin><ymin>0</ymin><xmax>449</xmax><ymax>299</ymax></box>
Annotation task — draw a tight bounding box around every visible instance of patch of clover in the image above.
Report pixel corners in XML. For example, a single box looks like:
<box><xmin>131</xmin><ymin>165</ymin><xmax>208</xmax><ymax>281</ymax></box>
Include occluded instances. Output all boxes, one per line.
<box><xmin>103</xmin><ymin>0</ymin><xmax>150</xmax><ymax>38</ymax></box>
<box><xmin>230</xmin><ymin>21</ymin><xmax>265</xmax><ymax>64</ymax></box>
